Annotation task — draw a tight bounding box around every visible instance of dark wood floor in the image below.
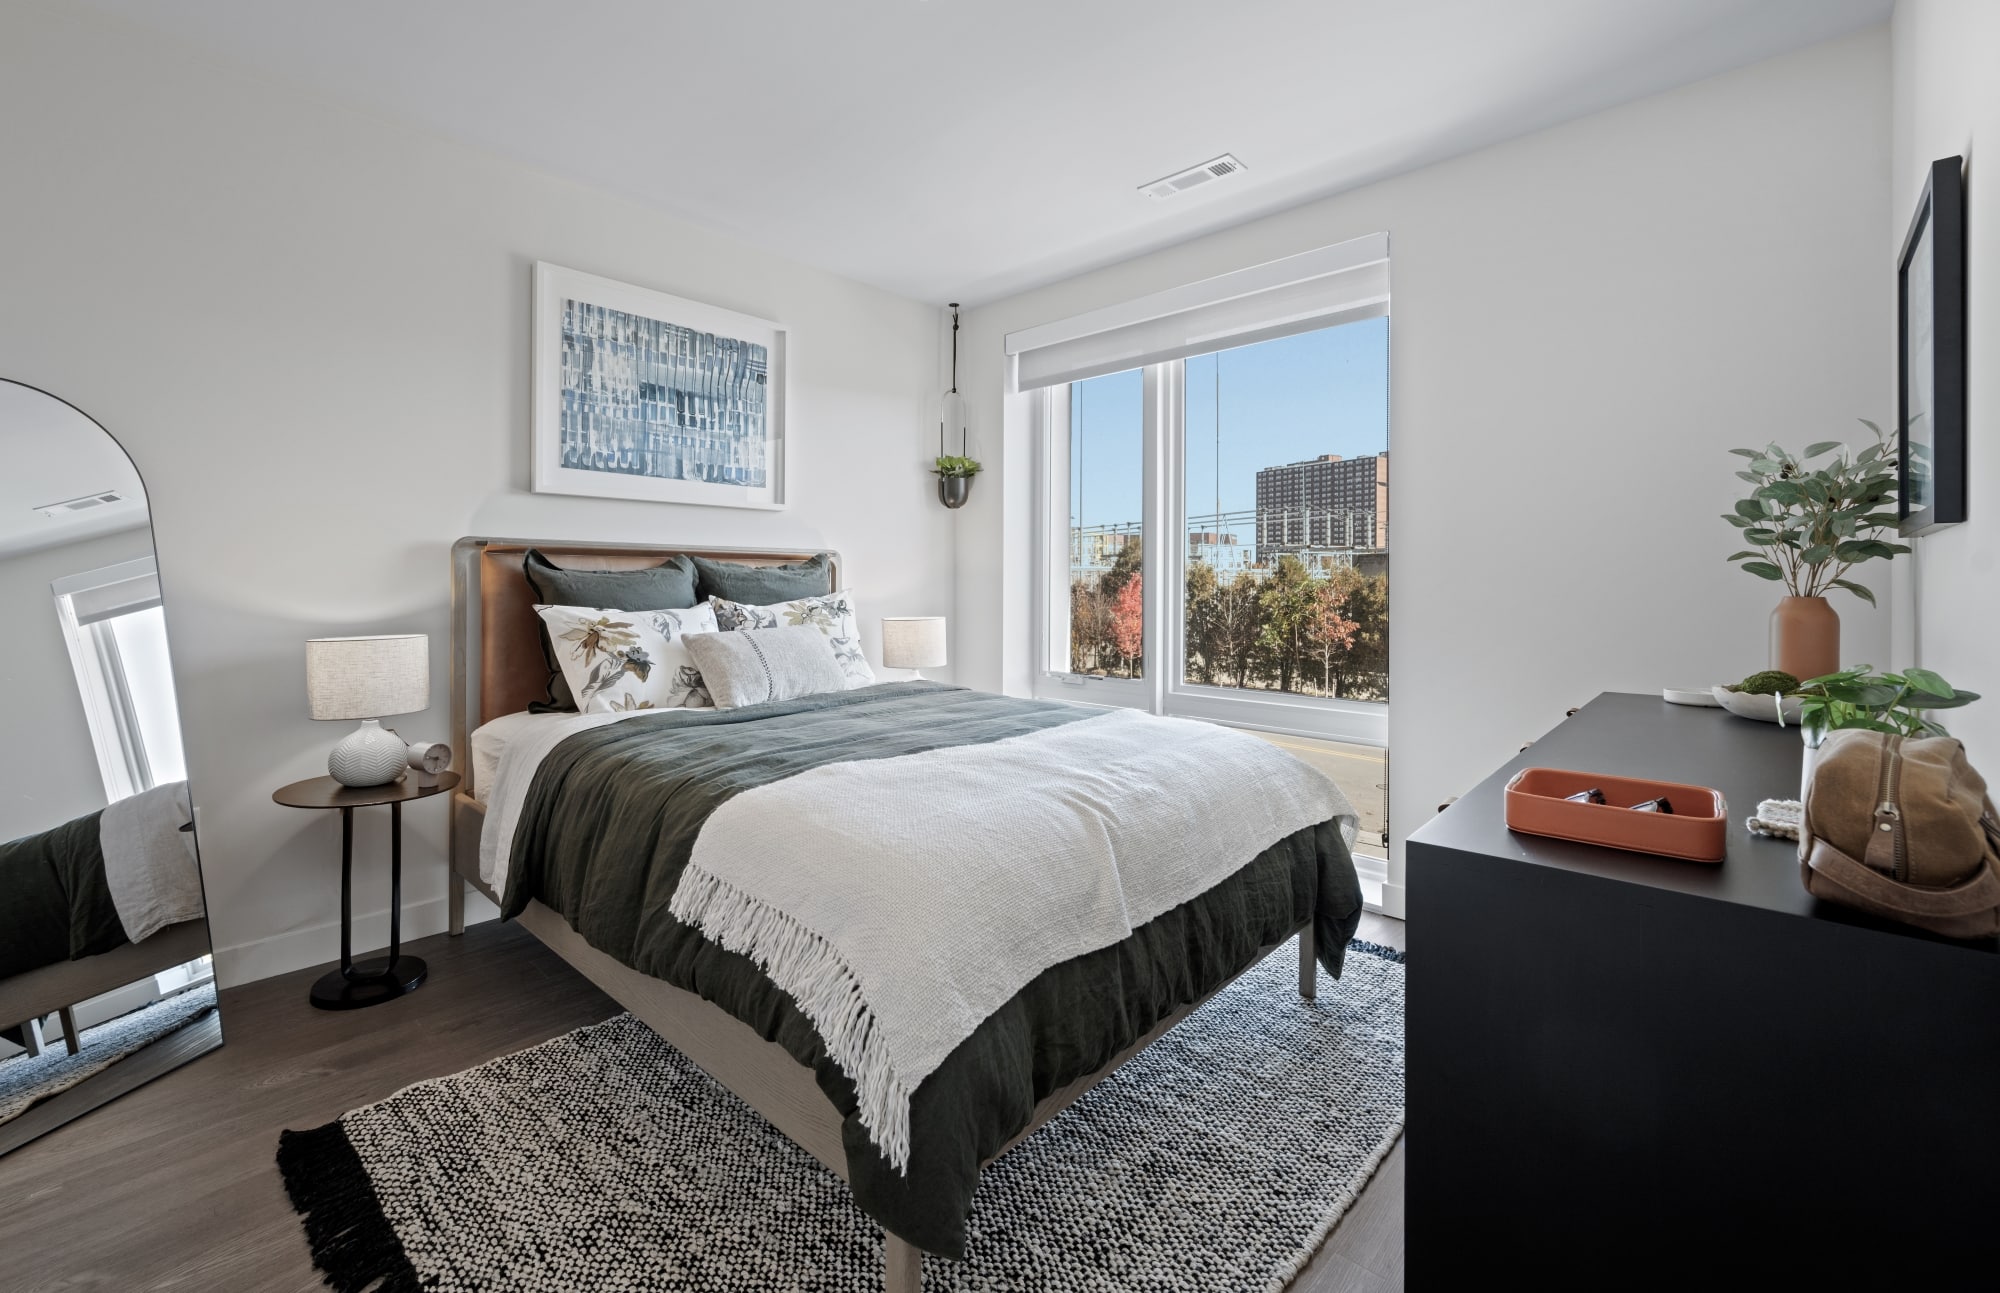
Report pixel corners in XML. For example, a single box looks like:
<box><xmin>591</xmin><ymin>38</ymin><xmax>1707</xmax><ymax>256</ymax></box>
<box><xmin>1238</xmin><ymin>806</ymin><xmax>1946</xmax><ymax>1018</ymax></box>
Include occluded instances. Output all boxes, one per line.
<box><xmin>0</xmin><ymin>912</ymin><xmax>1405</xmax><ymax>1292</ymax></box>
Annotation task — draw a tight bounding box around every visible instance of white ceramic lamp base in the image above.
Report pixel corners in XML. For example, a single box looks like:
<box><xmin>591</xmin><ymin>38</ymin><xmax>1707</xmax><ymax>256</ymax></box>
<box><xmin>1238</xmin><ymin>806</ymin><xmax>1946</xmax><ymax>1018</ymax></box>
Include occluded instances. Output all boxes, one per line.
<box><xmin>329</xmin><ymin>719</ymin><xmax>408</xmax><ymax>787</ymax></box>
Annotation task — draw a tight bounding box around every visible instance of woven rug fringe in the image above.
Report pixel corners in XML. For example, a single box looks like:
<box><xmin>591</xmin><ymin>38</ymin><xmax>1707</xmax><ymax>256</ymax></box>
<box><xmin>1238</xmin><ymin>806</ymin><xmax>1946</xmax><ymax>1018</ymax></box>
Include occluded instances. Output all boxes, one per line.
<box><xmin>276</xmin><ymin>1121</ymin><xmax>423</xmax><ymax>1293</ymax></box>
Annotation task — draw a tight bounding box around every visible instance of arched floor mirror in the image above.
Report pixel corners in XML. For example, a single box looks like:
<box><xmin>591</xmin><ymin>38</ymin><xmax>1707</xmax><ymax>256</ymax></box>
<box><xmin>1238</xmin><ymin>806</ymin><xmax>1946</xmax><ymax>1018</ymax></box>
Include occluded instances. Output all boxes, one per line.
<box><xmin>0</xmin><ymin>379</ymin><xmax>221</xmax><ymax>1156</ymax></box>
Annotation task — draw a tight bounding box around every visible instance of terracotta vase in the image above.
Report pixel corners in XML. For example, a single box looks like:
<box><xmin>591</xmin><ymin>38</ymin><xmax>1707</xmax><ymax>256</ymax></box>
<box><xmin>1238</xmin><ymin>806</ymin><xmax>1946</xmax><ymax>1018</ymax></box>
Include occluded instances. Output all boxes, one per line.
<box><xmin>1770</xmin><ymin>595</ymin><xmax>1839</xmax><ymax>682</ymax></box>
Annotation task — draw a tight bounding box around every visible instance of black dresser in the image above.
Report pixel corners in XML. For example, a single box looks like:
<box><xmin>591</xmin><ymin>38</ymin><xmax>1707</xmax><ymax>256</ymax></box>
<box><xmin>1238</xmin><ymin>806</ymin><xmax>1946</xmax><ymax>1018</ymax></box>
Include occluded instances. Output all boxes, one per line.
<box><xmin>1408</xmin><ymin>692</ymin><xmax>2000</xmax><ymax>1288</ymax></box>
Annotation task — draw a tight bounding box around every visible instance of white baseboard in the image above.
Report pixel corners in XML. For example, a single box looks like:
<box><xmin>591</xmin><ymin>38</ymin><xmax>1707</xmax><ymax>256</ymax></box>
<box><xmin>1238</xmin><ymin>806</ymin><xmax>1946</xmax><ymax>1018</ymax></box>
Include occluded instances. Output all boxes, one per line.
<box><xmin>1377</xmin><ymin>880</ymin><xmax>1406</xmax><ymax>920</ymax></box>
<box><xmin>212</xmin><ymin>886</ymin><xmax>501</xmax><ymax>989</ymax></box>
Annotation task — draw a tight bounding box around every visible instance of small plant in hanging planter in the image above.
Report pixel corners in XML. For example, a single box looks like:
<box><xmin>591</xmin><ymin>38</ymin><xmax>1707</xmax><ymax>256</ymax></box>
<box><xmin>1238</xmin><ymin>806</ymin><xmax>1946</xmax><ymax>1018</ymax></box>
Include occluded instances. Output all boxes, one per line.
<box><xmin>934</xmin><ymin>303</ymin><xmax>977</xmax><ymax>510</ymax></box>
<box><xmin>1721</xmin><ymin>421</ymin><xmax>1908</xmax><ymax>682</ymax></box>
<box><xmin>933</xmin><ymin>454</ymin><xmax>982</xmax><ymax>509</ymax></box>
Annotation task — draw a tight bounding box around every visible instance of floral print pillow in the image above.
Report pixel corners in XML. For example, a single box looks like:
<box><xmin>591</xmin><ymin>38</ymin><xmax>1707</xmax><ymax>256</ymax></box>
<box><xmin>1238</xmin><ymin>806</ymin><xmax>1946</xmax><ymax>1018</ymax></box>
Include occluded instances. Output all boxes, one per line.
<box><xmin>533</xmin><ymin>602</ymin><xmax>718</xmax><ymax>713</ymax></box>
<box><xmin>709</xmin><ymin>590</ymin><xmax>875</xmax><ymax>689</ymax></box>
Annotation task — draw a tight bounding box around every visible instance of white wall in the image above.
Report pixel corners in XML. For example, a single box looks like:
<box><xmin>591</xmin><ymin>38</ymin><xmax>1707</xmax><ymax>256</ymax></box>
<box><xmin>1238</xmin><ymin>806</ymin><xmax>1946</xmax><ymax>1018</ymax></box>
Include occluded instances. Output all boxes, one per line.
<box><xmin>0</xmin><ymin>526</ymin><xmax>156</xmax><ymax>843</ymax></box>
<box><xmin>1889</xmin><ymin>1</ymin><xmax>1999</xmax><ymax>770</ymax></box>
<box><xmin>956</xmin><ymin>29</ymin><xmax>1893</xmax><ymax>914</ymax></box>
<box><xmin>0</xmin><ymin>2</ymin><xmax>954</xmax><ymax>985</ymax></box>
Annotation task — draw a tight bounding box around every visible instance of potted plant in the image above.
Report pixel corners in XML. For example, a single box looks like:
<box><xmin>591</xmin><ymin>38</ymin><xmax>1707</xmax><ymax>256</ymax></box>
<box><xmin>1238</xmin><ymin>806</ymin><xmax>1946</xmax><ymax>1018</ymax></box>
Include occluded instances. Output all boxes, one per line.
<box><xmin>933</xmin><ymin>454</ymin><xmax>981</xmax><ymax>510</ymax></box>
<box><xmin>1796</xmin><ymin>664</ymin><xmax>1980</xmax><ymax>794</ymax></box>
<box><xmin>1721</xmin><ymin>423</ymin><xmax>1908</xmax><ymax>680</ymax></box>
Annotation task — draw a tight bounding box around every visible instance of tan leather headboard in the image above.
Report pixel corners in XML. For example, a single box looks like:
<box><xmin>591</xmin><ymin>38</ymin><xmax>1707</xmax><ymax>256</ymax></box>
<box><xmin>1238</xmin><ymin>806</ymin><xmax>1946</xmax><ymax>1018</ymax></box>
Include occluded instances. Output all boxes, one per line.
<box><xmin>450</xmin><ymin>538</ymin><xmax>838</xmax><ymax>753</ymax></box>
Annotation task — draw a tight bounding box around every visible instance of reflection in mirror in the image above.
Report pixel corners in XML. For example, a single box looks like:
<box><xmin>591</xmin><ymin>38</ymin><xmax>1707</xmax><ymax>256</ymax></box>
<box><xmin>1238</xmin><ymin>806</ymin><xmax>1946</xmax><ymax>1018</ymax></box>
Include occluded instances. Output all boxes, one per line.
<box><xmin>0</xmin><ymin>380</ymin><xmax>220</xmax><ymax>1156</ymax></box>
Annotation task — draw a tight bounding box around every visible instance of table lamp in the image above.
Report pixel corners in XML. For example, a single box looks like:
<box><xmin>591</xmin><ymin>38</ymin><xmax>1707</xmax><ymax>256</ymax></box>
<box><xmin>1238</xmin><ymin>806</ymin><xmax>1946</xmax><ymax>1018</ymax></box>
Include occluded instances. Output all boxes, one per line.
<box><xmin>307</xmin><ymin>634</ymin><xmax>430</xmax><ymax>786</ymax></box>
<box><xmin>881</xmin><ymin>617</ymin><xmax>946</xmax><ymax>679</ymax></box>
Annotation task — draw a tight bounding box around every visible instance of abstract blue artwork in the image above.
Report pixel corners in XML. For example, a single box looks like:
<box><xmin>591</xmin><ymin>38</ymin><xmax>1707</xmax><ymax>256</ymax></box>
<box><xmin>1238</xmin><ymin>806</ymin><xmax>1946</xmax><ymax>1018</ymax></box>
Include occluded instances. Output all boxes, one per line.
<box><xmin>533</xmin><ymin>262</ymin><xmax>787</xmax><ymax>510</ymax></box>
<box><xmin>559</xmin><ymin>301</ymin><xmax>769</xmax><ymax>487</ymax></box>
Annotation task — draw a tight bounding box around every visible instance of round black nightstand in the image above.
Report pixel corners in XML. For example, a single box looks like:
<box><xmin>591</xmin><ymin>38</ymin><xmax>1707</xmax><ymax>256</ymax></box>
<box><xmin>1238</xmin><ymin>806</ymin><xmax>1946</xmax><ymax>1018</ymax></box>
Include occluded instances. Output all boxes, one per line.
<box><xmin>273</xmin><ymin>771</ymin><xmax>460</xmax><ymax>1011</ymax></box>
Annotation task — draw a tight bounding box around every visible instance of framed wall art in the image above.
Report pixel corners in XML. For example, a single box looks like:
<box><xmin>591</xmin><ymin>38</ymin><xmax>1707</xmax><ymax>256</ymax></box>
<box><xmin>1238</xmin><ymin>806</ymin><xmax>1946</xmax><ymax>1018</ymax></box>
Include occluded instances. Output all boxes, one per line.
<box><xmin>532</xmin><ymin>262</ymin><xmax>787</xmax><ymax>510</ymax></box>
<box><xmin>1897</xmin><ymin>156</ymin><xmax>1965</xmax><ymax>537</ymax></box>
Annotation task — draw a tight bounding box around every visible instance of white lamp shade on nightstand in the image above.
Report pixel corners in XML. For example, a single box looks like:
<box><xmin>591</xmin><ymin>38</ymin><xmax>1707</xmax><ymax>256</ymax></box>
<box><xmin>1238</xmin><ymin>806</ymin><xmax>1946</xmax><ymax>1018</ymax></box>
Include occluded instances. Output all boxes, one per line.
<box><xmin>307</xmin><ymin>634</ymin><xmax>430</xmax><ymax>720</ymax></box>
<box><xmin>881</xmin><ymin>617</ymin><xmax>947</xmax><ymax>671</ymax></box>
<box><xmin>307</xmin><ymin>634</ymin><xmax>431</xmax><ymax>787</ymax></box>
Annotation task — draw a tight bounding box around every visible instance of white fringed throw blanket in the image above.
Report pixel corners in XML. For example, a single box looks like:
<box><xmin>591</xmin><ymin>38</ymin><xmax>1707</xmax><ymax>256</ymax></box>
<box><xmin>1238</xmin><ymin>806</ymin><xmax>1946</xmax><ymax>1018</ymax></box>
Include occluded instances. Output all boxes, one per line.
<box><xmin>668</xmin><ymin>708</ymin><xmax>1356</xmax><ymax>1171</ymax></box>
<box><xmin>100</xmin><ymin>779</ymin><xmax>204</xmax><ymax>943</ymax></box>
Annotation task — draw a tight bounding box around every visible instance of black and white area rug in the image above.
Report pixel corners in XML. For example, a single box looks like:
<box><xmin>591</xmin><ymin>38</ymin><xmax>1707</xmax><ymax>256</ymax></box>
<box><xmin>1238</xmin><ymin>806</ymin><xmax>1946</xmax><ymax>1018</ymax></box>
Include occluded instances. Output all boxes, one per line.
<box><xmin>279</xmin><ymin>938</ymin><xmax>1403</xmax><ymax>1292</ymax></box>
<box><xmin>0</xmin><ymin>982</ymin><xmax>217</xmax><ymax>1126</ymax></box>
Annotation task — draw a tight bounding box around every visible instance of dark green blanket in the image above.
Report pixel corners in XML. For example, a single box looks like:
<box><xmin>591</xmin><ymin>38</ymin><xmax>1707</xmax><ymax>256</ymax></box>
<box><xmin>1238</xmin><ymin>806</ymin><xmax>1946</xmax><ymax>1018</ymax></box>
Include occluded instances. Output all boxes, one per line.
<box><xmin>503</xmin><ymin>682</ymin><xmax>1362</xmax><ymax>1257</ymax></box>
<box><xmin>1</xmin><ymin>808</ymin><xmax>124</xmax><ymax>980</ymax></box>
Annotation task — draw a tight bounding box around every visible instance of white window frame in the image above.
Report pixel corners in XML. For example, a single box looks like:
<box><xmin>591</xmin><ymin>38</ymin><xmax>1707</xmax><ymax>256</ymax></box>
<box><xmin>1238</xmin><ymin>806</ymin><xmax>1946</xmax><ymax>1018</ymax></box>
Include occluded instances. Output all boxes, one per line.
<box><xmin>1031</xmin><ymin>346</ymin><xmax>1389</xmax><ymax>749</ymax></box>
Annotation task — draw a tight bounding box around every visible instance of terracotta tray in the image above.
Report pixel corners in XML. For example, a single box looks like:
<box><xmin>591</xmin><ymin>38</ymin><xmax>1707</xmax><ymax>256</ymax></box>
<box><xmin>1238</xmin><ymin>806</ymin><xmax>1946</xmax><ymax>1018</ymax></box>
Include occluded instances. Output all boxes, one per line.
<box><xmin>1504</xmin><ymin>767</ymin><xmax>1728</xmax><ymax>863</ymax></box>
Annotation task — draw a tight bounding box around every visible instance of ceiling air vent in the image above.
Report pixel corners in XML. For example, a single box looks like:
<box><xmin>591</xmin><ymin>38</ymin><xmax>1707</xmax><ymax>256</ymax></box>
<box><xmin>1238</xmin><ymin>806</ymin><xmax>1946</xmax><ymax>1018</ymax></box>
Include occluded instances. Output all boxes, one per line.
<box><xmin>1140</xmin><ymin>154</ymin><xmax>1247</xmax><ymax>200</ymax></box>
<box><xmin>38</xmin><ymin>490</ymin><xmax>125</xmax><ymax>518</ymax></box>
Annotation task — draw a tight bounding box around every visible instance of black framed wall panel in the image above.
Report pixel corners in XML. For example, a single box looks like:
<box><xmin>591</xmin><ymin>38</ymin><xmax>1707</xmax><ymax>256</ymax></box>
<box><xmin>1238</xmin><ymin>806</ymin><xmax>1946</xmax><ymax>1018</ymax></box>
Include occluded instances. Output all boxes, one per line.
<box><xmin>1899</xmin><ymin>154</ymin><xmax>1967</xmax><ymax>536</ymax></box>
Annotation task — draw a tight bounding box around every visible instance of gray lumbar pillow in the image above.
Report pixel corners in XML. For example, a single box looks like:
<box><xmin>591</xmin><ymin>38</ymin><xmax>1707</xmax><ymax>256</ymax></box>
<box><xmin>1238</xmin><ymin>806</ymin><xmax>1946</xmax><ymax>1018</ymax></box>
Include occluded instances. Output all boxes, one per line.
<box><xmin>689</xmin><ymin>552</ymin><xmax>832</xmax><ymax>605</ymax></box>
<box><xmin>682</xmin><ymin>625</ymin><xmax>848</xmax><ymax>710</ymax></box>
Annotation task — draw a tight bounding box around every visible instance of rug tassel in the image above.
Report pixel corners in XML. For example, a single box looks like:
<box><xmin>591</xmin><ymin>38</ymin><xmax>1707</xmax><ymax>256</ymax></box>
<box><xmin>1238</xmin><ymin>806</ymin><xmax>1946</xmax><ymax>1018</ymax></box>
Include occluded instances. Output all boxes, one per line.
<box><xmin>276</xmin><ymin>1121</ymin><xmax>423</xmax><ymax>1293</ymax></box>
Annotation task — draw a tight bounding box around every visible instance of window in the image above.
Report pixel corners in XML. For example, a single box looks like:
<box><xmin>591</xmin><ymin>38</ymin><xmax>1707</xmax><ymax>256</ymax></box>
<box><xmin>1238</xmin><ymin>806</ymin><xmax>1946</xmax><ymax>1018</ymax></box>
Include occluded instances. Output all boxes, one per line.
<box><xmin>1181</xmin><ymin>324</ymin><xmax>1389</xmax><ymax>705</ymax></box>
<box><xmin>1018</xmin><ymin>235</ymin><xmax>1391</xmax><ymax>865</ymax></box>
<box><xmin>1058</xmin><ymin>368</ymin><xmax>1146</xmax><ymax>680</ymax></box>
<box><xmin>53</xmin><ymin>557</ymin><xmax>187</xmax><ymax>802</ymax></box>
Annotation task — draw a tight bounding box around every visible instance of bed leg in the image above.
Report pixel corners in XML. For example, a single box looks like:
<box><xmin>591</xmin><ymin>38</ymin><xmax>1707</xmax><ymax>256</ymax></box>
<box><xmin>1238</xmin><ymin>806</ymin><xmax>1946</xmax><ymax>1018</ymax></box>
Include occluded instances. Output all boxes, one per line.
<box><xmin>59</xmin><ymin>1006</ymin><xmax>81</xmax><ymax>1056</ymax></box>
<box><xmin>16</xmin><ymin>1017</ymin><xmax>46</xmax><ymax>1058</ymax></box>
<box><xmin>883</xmin><ymin>1234</ymin><xmax>923</xmax><ymax>1293</ymax></box>
<box><xmin>1298</xmin><ymin>923</ymin><xmax>1317</xmax><ymax>1001</ymax></box>
<box><xmin>448</xmin><ymin>869</ymin><xmax>466</xmax><ymax>937</ymax></box>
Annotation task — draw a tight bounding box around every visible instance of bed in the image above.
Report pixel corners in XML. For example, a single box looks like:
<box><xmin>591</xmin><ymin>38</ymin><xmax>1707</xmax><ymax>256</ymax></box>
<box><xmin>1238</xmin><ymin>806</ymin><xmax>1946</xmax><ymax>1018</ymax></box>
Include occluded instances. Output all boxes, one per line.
<box><xmin>0</xmin><ymin>784</ymin><xmax>209</xmax><ymax>1056</ymax></box>
<box><xmin>445</xmin><ymin>537</ymin><xmax>1363</xmax><ymax>1291</ymax></box>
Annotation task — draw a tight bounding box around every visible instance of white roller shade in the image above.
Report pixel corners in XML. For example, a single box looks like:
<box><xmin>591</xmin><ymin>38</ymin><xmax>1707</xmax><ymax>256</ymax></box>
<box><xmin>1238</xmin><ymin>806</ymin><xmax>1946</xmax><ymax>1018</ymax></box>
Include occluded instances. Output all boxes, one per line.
<box><xmin>52</xmin><ymin>557</ymin><xmax>162</xmax><ymax>625</ymax></box>
<box><xmin>1006</xmin><ymin>233</ymin><xmax>1389</xmax><ymax>392</ymax></box>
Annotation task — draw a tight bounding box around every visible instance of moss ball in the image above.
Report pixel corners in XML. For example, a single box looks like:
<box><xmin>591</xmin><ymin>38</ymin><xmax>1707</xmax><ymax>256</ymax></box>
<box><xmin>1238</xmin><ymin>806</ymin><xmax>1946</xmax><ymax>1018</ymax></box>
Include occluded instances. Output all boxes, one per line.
<box><xmin>1733</xmin><ymin>670</ymin><xmax>1800</xmax><ymax>696</ymax></box>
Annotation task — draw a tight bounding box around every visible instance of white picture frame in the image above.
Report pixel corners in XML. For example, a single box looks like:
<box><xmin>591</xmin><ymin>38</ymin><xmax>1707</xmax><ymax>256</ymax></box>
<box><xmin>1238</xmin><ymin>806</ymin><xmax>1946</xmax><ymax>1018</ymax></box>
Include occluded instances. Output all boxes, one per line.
<box><xmin>531</xmin><ymin>262</ymin><xmax>788</xmax><ymax>510</ymax></box>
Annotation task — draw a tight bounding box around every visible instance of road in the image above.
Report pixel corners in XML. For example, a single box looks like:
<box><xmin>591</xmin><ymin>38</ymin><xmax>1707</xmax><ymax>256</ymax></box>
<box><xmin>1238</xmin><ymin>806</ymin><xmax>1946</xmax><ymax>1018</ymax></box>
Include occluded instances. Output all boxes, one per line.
<box><xmin>1248</xmin><ymin>730</ymin><xmax>1388</xmax><ymax>858</ymax></box>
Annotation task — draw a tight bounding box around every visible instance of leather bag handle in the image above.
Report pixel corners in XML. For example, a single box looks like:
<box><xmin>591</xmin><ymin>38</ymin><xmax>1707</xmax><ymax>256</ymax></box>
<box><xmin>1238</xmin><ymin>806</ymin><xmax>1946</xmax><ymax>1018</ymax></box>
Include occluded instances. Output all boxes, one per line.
<box><xmin>1805</xmin><ymin>838</ymin><xmax>2000</xmax><ymax>918</ymax></box>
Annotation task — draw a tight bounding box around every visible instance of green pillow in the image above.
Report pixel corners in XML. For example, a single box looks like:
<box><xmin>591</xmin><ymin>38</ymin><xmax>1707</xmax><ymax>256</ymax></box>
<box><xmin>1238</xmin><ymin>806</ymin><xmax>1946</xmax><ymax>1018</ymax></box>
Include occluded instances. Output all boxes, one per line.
<box><xmin>690</xmin><ymin>552</ymin><xmax>833</xmax><ymax>604</ymax></box>
<box><xmin>523</xmin><ymin>549</ymin><xmax>698</xmax><ymax>712</ymax></box>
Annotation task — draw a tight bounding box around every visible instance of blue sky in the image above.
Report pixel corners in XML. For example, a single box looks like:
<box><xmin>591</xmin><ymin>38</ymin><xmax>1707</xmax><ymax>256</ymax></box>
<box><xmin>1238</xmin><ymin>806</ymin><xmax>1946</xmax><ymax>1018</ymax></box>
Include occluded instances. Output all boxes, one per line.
<box><xmin>1069</xmin><ymin>317</ymin><xmax>1390</xmax><ymax>529</ymax></box>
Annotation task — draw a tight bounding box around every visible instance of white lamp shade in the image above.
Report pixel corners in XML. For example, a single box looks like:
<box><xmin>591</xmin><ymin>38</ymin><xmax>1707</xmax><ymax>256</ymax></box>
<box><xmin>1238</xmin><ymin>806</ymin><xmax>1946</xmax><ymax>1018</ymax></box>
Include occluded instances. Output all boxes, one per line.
<box><xmin>881</xmin><ymin>617</ymin><xmax>947</xmax><ymax>670</ymax></box>
<box><xmin>306</xmin><ymin>634</ymin><xmax>430</xmax><ymax>720</ymax></box>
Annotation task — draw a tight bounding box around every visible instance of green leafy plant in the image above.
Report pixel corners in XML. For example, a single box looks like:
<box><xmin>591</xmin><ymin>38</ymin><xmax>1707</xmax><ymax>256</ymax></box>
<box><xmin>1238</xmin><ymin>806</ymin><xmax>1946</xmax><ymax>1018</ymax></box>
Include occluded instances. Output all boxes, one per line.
<box><xmin>1797</xmin><ymin>665</ymin><xmax>1980</xmax><ymax>747</ymax></box>
<box><xmin>933</xmin><ymin>455</ymin><xmax>982</xmax><ymax>479</ymax></box>
<box><xmin>1721</xmin><ymin>422</ymin><xmax>1909</xmax><ymax>606</ymax></box>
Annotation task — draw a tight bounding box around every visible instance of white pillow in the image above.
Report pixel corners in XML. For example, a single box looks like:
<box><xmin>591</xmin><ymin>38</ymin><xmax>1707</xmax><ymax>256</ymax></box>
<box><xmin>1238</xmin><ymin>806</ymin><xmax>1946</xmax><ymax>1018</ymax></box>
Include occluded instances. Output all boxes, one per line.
<box><xmin>709</xmin><ymin>589</ymin><xmax>875</xmax><ymax>689</ymax></box>
<box><xmin>533</xmin><ymin>602</ymin><xmax>718</xmax><ymax>712</ymax></box>
<box><xmin>681</xmin><ymin>626</ymin><xmax>849</xmax><ymax>709</ymax></box>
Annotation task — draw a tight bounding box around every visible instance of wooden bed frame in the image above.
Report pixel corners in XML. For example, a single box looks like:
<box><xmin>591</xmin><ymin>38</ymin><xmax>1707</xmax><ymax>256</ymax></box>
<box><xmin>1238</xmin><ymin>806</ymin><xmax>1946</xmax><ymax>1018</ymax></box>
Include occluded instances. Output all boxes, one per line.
<box><xmin>444</xmin><ymin>536</ymin><xmax>1315</xmax><ymax>1292</ymax></box>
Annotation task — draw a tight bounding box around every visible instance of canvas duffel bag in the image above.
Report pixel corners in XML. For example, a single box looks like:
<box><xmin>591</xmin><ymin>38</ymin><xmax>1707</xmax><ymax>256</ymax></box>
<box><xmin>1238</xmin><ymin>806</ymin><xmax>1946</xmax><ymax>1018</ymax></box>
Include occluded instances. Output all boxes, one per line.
<box><xmin>1799</xmin><ymin>728</ymin><xmax>2000</xmax><ymax>938</ymax></box>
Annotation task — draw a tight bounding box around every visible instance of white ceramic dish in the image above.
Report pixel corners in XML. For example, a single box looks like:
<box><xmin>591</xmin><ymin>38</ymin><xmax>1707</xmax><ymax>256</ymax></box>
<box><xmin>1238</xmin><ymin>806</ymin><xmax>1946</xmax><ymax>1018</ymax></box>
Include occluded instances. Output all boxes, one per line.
<box><xmin>1662</xmin><ymin>687</ymin><xmax>1723</xmax><ymax>708</ymax></box>
<box><xmin>1711</xmin><ymin>685</ymin><xmax>1805</xmax><ymax>726</ymax></box>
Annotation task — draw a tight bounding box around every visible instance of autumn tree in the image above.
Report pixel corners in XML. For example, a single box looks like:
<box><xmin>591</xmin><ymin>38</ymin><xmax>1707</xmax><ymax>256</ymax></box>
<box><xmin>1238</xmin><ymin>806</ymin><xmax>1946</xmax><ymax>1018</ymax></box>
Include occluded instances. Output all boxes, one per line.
<box><xmin>1110</xmin><ymin>573</ymin><xmax>1144</xmax><ymax>674</ymax></box>
<box><xmin>1311</xmin><ymin>578</ymin><xmax>1360</xmax><ymax>695</ymax></box>
<box><xmin>1321</xmin><ymin>566</ymin><xmax>1389</xmax><ymax>700</ymax></box>
<box><xmin>1069</xmin><ymin>535</ymin><xmax>1143</xmax><ymax>678</ymax></box>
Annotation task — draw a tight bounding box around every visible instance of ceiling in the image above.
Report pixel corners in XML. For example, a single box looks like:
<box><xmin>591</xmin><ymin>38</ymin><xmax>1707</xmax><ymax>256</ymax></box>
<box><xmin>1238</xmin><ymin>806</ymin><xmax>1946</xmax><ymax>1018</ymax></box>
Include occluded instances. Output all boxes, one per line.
<box><xmin>79</xmin><ymin>0</ymin><xmax>1891</xmax><ymax>304</ymax></box>
<box><xmin>0</xmin><ymin>383</ymin><xmax>148</xmax><ymax>561</ymax></box>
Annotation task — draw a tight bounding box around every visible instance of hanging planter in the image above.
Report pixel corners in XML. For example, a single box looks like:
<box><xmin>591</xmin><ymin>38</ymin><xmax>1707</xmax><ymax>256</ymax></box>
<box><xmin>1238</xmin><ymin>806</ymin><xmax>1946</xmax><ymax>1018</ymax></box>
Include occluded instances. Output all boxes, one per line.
<box><xmin>933</xmin><ymin>303</ymin><xmax>980</xmax><ymax>509</ymax></box>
